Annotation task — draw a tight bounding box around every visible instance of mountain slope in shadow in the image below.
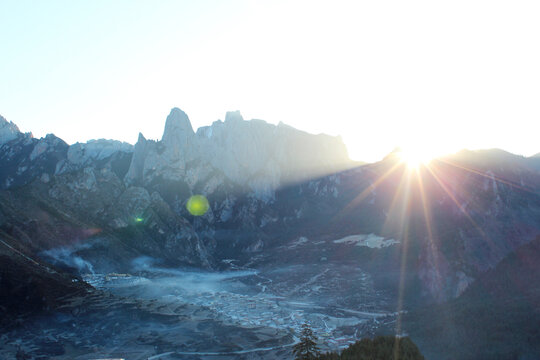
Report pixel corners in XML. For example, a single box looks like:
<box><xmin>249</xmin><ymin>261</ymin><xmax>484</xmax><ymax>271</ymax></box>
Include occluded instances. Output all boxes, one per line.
<box><xmin>403</xmin><ymin>235</ymin><xmax>540</xmax><ymax>359</ymax></box>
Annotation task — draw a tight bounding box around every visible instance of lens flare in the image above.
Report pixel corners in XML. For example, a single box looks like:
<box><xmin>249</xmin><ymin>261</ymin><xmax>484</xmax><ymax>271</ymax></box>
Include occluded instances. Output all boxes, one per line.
<box><xmin>186</xmin><ymin>195</ymin><xmax>210</xmax><ymax>216</ymax></box>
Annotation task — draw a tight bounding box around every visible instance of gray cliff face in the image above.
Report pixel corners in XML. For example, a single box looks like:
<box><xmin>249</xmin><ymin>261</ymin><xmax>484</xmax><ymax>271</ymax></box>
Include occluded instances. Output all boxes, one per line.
<box><xmin>0</xmin><ymin>132</ymin><xmax>69</xmax><ymax>189</ymax></box>
<box><xmin>1</xmin><ymin>109</ymin><xmax>540</xmax><ymax>306</ymax></box>
<box><xmin>0</xmin><ymin>115</ymin><xmax>22</xmax><ymax>145</ymax></box>
<box><xmin>125</xmin><ymin>108</ymin><xmax>352</xmax><ymax>200</ymax></box>
<box><xmin>0</xmin><ymin>164</ymin><xmax>212</xmax><ymax>271</ymax></box>
<box><xmin>0</xmin><ymin>108</ymin><xmax>352</xmax><ymax>272</ymax></box>
<box><xmin>160</xmin><ymin>108</ymin><xmax>197</xmax><ymax>178</ymax></box>
<box><xmin>67</xmin><ymin>139</ymin><xmax>133</xmax><ymax>165</ymax></box>
<box><xmin>0</xmin><ymin>123</ymin><xmax>133</xmax><ymax>190</ymax></box>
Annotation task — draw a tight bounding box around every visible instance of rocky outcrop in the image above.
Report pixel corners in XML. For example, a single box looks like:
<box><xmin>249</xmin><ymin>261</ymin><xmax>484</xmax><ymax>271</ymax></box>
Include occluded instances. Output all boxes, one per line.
<box><xmin>0</xmin><ymin>115</ymin><xmax>22</xmax><ymax>145</ymax></box>
<box><xmin>0</xmin><ymin>107</ymin><xmax>354</xmax><ymax>274</ymax></box>
<box><xmin>125</xmin><ymin>108</ymin><xmax>352</xmax><ymax>200</ymax></box>
<box><xmin>0</xmin><ymin>162</ymin><xmax>212</xmax><ymax>271</ymax></box>
<box><xmin>67</xmin><ymin>139</ymin><xmax>133</xmax><ymax>164</ymax></box>
<box><xmin>0</xmin><ymin>132</ymin><xmax>69</xmax><ymax>189</ymax></box>
<box><xmin>0</xmin><ymin>122</ymin><xmax>133</xmax><ymax>190</ymax></box>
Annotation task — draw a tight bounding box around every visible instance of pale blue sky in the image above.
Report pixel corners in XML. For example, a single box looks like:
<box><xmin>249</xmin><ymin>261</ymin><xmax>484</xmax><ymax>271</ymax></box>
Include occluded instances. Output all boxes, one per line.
<box><xmin>1</xmin><ymin>0</ymin><xmax>539</xmax><ymax>161</ymax></box>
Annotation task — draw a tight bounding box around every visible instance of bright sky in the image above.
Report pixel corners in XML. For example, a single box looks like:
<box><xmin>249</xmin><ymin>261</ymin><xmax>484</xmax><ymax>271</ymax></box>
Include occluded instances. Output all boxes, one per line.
<box><xmin>1</xmin><ymin>0</ymin><xmax>539</xmax><ymax>162</ymax></box>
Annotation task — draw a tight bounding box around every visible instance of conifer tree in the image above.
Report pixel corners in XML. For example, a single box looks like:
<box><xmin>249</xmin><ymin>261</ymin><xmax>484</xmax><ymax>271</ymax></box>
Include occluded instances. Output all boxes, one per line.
<box><xmin>293</xmin><ymin>323</ymin><xmax>321</xmax><ymax>359</ymax></box>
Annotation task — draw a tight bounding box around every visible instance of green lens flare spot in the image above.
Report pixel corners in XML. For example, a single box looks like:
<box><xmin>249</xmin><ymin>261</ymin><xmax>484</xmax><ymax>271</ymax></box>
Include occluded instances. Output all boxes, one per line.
<box><xmin>135</xmin><ymin>217</ymin><xmax>144</xmax><ymax>223</ymax></box>
<box><xmin>186</xmin><ymin>195</ymin><xmax>209</xmax><ymax>216</ymax></box>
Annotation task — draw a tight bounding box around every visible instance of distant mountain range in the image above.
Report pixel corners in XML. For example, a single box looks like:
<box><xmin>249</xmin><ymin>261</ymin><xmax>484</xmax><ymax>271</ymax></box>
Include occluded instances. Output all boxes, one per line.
<box><xmin>1</xmin><ymin>109</ymin><xmax>540</xmax><ymax>358</ymax></box>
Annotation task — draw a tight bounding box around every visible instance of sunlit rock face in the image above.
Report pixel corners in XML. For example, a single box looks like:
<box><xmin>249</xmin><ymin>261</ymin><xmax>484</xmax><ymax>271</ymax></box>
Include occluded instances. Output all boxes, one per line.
<box><xmin>125</xmin><ymin>108</ymin><xmax>352</xmax><ymax>200</ymax></box>
<box><xmin>161</xmin><ymin>107</ymin><xmax>197</xmax><ymax>164</ymax></box>
<box><xmin>0</xmin><ymin>108</ymin><xmax>353</xmax><ymax>273</ymax></box>
<box><xmin>67</xmin><ymin>139</ymin><xmax>133</xmax><ymax>164</ymax></box>
<box><xmin>0</xmin><ymin>119</ymin><xmax>133</xmax><ymax>190</ymax></box>
<box><xmin>0</xmin><ymin>115</ymin><xmax>22</xmax><ymax>145</ymax></box>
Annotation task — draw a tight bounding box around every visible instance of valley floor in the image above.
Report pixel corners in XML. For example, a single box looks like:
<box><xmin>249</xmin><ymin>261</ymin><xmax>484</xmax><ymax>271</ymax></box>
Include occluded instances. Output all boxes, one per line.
<box><xmin>0</xmin><ymin>261</ymin><xmax>398</xmax><ymax>360</ymax></box>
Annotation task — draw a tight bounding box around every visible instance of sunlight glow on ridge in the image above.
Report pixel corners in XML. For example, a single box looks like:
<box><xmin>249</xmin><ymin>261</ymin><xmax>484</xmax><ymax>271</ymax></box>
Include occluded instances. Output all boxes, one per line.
<box><xmin>397</xmin><ymin>147</ymin><xmax>433</xmax><ymax>168</ymax></box>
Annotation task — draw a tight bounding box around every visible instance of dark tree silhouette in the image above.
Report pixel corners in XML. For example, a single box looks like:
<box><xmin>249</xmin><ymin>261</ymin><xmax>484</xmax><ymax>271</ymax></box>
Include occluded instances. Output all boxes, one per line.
<box><xmin>293</xmin><ymin>323</ymin><xmax>321</xmax><ymax>359</ymax></box>
<box><xmin>313</xmin><ymin>336</ymin><xmax>425</xmax><ymax>360</ymax></box>
<box><xmin>15</xmin><ymin>346</ymin><xmax>31</xmax><ymax>360</ymax></box>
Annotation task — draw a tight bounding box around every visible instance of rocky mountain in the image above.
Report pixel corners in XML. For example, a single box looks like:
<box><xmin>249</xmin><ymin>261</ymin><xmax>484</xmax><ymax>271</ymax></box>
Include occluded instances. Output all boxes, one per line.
<box><xmin>403</xmin><ymin>235</ymin><xmax>540</xmax><ymax>359</ymax></box>
<box><xmin>125</xmin><ymin>108</ymin><xmax>351</xmax><ymax>200</ymax></box>
<box><xmin>265</xmin><ymin>152</ymin><xmax>540</xmax><ymax>304</ymax></box>
<box><xmin>0</xmin><ymin>108</ymin><xmax>354</xmax><ymax>276</ymax></box>
<box><xmin>1</xmin><ymin>109</ymin><xmax>540</xmax><ymax>310</ymax></box>
<box><xmin>1</xmin><ymin>109</ymin><xmax>540</xmax><ymax>359</ymax></box>
<box><xmin>0</xmin><ymin>115</ymin><xmax>133</xmax><ymax>190</ymax></box>
<box><xmin>0</xmin><ymin>115</ymin><xmax>22</xmax><ymax>144</ymax></box>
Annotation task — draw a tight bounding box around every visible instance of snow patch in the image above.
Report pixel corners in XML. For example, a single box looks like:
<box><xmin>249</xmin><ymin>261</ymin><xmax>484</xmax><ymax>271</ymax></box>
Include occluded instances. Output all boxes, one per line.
<box><xmin>288</xmin><ymin>236</ymin><xmax>309</xmax><ymax>249</ymax></box>
<box><xmin>333</xmin><ymin>233</ymin><xmax>399</xmax><ymax>248</ymax></box>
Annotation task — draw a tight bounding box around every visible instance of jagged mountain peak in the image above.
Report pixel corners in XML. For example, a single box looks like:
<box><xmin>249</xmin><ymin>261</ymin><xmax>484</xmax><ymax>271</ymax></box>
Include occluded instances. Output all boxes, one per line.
<box><xmin>121</xmin><ymin>108</ymin><xmax>353</xmax><ymax>199</ymax></box>
<box><xmin>443</xmin><ymin>148</ymin><xmax>540</xmax><ymax>172</ymax></box>
<box><xmin>162</xmin><ymin>107</ymin><xmax>194</xmax><ymax>144</ymax></box>
<box><xmin>0</xmin><ymin>114</ymin><xmax>22</xmax><ymax>145</ymax></box>
<box><xmin>0</xmin><ymin>114</ymin><xmax>10</xmax><ymax>126</ymax></box>
<box><xmin>67</xmin><ymin>138</ymin><xmax>133</xmax><ymax>165</ymax></box>
<box><xmin>224</xmin><ymin>110</ymin><xmax>244</xmax><ymax>123</ymax></box>
<box><xmin>137</xmin><ymin>132</ymin><xmax>146</xmax><ymax>143</ymax></box>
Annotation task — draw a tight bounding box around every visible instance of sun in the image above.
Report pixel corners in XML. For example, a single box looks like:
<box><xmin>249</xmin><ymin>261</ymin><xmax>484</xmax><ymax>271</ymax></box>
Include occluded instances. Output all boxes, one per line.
<box><xmin>397</xmin><ymin>147</ymin><xmax>433</xmax><ymax>168</ymax></box>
